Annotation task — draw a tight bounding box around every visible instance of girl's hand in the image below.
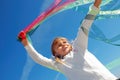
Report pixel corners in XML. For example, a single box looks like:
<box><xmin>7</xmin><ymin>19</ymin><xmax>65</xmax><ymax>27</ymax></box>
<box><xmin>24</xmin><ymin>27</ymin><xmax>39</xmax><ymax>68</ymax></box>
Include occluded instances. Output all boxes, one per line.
<box><xmin>94</xmin><ymin>0</ymin><xmax>102</xmax><ymax>8</ymax></box>
<box><xmin>21</xmin><ymin>39</ymin><xmax>28</xmax><ymax>46</ymax></box>
<box><xmin>18</xmin><ymin>31</ymin><xmax>28</xmax><ymax>46</ymax></box>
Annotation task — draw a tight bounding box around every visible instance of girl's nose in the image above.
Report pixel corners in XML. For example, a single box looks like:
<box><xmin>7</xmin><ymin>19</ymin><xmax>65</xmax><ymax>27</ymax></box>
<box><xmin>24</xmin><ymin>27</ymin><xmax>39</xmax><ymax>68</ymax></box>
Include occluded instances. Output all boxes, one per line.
<box><xmin>62</xmin><ymin>44</ymin><xmax>68</xmax><ymax>48</ymax></box>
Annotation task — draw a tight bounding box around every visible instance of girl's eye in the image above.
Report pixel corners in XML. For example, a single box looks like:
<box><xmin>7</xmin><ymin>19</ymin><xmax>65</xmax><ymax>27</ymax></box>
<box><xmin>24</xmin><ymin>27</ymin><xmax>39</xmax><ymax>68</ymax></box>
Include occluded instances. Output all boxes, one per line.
<box><xmin>58</xmin><ymin>44</ymin><xmax>62</xmax><ymax>47</ymax></box>
<box><xmin>63</xmin><ymin>41</ymin><xmax>67</xmax><ymax>43</ymax></box>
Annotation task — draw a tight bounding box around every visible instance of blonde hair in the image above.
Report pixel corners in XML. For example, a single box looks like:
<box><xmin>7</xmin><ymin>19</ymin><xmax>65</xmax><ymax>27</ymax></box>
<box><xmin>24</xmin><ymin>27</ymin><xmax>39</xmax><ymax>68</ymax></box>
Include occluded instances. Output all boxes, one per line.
<box><xmin>55</xmin><ymin>57</ymin><xmax>71</xmax><ymax>68</ymax></box>
<box><xmin>55</xmin><ymin>57</ymin><xmax>64</xmax><ymax>64</ymax></box>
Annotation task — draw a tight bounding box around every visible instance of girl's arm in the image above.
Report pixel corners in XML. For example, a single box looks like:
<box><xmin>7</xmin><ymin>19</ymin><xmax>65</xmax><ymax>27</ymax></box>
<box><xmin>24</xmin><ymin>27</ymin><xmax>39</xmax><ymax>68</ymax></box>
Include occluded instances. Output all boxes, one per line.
<box><xmin>24</xmin><ymin>42</ymin><xmax>59</xmax><ymax>71</ymax></box>
<box><xmin>73</xmin><ymin>0</ymin><xmax>101</xmax><ymax>53</ymax></box>
<box><xmin>19</xmin><ymin>31</ymin><xmax>60</xmax><ymax>71</ymax></box>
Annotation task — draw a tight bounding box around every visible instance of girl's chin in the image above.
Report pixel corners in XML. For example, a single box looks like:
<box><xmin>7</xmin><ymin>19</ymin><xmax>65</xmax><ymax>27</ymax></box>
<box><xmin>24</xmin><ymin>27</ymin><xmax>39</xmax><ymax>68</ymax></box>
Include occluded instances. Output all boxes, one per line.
<box><xmin>64</xmin><ymin>50</ymin><xmax>70</xmax><ymax>55</ymax></box>
<box><xmin>65</xmin><ymin>48</ymin><xmax>71</xmax><ymax>53</ymax></box>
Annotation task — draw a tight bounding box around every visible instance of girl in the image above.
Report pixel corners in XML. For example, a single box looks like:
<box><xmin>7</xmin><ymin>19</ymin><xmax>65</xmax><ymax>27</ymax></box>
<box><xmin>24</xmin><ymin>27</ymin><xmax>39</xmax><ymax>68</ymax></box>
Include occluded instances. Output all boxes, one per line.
<box><xmin>18</xmin><ymin>0</ymin><xmax>118</xmax><ymax>79</ymax></box>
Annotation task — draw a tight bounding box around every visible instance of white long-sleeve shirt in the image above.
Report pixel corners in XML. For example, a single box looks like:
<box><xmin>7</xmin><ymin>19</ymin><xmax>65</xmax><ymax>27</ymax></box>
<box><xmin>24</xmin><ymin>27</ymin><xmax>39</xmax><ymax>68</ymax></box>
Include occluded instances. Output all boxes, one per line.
<box><xmin>24</xmin><ymin>5</ymin><xmax>117</xmax><ymax>80</ymax></box>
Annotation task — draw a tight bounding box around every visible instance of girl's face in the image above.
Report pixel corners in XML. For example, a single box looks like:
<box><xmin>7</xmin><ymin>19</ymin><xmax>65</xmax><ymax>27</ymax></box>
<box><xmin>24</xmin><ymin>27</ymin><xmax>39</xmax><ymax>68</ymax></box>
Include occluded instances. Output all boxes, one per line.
<box><xmin>53</xmin><ymin>38</ymin><xmax>72</xmax><ymax>57</ymax></box>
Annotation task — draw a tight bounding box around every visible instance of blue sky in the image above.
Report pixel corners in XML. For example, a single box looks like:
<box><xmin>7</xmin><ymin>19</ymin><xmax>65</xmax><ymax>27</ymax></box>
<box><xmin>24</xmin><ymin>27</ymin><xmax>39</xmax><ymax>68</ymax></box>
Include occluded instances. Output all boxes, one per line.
<box><xmin>0</xmin><ymin>0</ymin><xmax>120</xmax><ymax>80</ymax></box>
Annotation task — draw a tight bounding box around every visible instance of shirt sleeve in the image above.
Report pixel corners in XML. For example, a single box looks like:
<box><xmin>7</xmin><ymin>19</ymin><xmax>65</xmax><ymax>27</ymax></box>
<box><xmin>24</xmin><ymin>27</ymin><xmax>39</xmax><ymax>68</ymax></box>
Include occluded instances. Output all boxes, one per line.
<box><xmin>24</xmin><ymin>43</ymin><xmax>60</xmax><ymax>71</ymax></box>
<box><xmin>73</xmin><ymin>5</ymin><xmax>100</xmax><ymax>53</ymax></box>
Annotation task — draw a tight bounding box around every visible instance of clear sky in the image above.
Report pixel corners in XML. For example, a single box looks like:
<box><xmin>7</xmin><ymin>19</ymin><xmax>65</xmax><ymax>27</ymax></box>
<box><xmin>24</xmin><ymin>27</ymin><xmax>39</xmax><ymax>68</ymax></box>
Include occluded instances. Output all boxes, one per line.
<box><xmin>0</xmin><ymin>0</ymin><xmax>120</xmax><ymax>80</ymax></box>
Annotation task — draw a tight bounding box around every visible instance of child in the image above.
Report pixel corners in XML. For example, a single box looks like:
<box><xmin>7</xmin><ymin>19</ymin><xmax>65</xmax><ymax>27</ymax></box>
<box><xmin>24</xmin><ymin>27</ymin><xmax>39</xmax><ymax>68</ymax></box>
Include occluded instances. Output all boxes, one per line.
<box><xmin>18</xmin><ymin>0</ymin><xmax>118</xmax><ymax>79</ymax></box>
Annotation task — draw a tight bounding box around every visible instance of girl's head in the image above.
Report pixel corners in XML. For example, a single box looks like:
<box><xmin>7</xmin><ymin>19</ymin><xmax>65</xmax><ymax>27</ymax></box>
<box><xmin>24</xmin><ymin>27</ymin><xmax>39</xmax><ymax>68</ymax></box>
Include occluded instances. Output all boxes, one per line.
<box><xmin>51</xmin><ymin>37</ymin><xmax>72</xmax><ymax>59</ymax></box>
